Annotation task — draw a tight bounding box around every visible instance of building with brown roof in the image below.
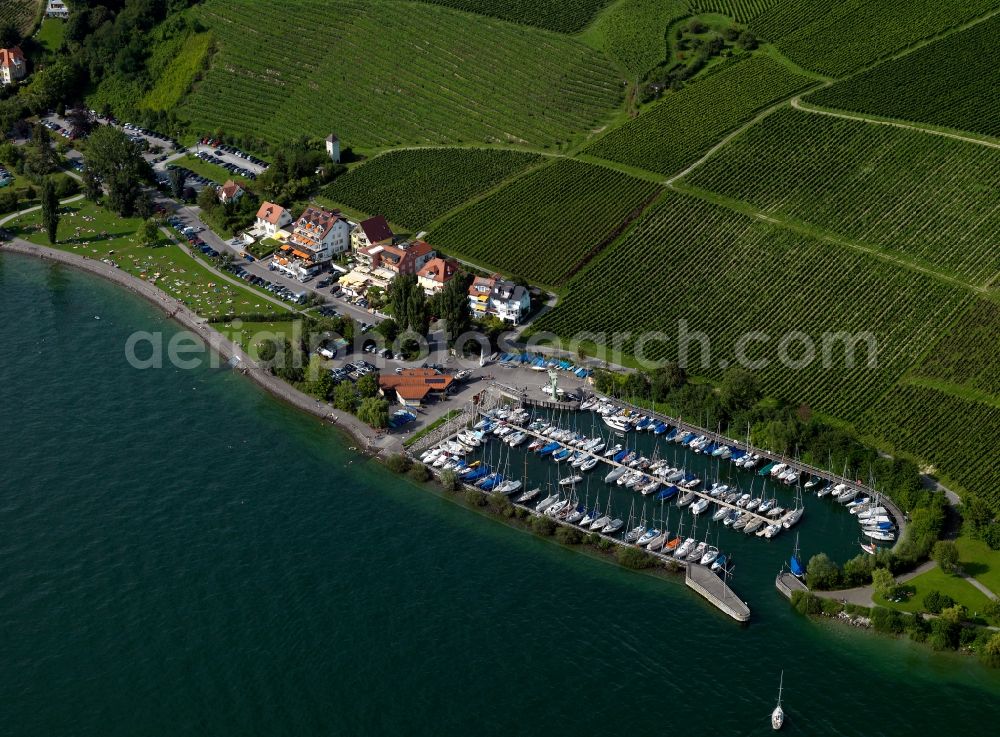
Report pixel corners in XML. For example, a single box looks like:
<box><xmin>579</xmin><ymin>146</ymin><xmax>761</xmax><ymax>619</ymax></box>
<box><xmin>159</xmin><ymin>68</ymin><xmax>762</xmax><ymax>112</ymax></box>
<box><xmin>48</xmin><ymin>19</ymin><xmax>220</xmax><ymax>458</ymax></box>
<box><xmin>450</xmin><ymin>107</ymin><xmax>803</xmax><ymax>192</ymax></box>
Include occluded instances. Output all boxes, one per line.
<box><xmin>0</xmin><ymin>47</ymin><xmax>27</xmax><ymax>85</ymax></box>
<box><xmin>351</xmin><ymin>215</ymin><xmax>394</xmax><ymax>252</ymax></box>
<box><xmin>417</xmin><ymin>257</ymin><xmax>459</xmax><ymax>295</ymax></box>
<box><xmin>254</xmin><ymin>201</ymin><xmax>292</xmax><ymax>237</ymax></box>
<box><xmin>468</xmin><ymin>273</ymin><xmax>531</xmax><ymax>325</ymax></box>
<box><xmin>286</xmin><ymin>205</ymin><xmax>351</xmax><ymax>262</ymax></box>
<box><xmin>218</xmin><ymin>179</ymin><xmax>244</xmax><ymax>205</ymax></box>
<box><xmin>379</xmin><ymin>368</ymin><xmax>455</xmax><ymax>408</ymax></box>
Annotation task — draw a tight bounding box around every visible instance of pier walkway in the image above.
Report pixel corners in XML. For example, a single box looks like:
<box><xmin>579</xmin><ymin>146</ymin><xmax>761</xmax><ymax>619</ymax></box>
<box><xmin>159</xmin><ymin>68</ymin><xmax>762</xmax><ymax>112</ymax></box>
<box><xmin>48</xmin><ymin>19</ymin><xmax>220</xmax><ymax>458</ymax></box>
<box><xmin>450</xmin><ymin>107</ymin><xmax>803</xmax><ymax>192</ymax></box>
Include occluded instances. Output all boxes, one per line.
<box><xmin>687</xmin><ymin>564</ymin><xmax>750</xmax><ymax>622</ymax></box>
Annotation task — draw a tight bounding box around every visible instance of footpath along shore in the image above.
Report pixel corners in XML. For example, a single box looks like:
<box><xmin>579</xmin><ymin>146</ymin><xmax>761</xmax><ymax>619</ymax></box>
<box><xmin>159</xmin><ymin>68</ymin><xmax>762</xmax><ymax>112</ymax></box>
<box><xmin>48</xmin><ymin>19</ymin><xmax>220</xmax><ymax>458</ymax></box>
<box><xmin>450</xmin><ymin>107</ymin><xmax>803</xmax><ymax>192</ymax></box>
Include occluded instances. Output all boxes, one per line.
<box><xmin>1</xmin><ymin>239</ymin><xmax>402</xmax><ymax>455</ymax></box>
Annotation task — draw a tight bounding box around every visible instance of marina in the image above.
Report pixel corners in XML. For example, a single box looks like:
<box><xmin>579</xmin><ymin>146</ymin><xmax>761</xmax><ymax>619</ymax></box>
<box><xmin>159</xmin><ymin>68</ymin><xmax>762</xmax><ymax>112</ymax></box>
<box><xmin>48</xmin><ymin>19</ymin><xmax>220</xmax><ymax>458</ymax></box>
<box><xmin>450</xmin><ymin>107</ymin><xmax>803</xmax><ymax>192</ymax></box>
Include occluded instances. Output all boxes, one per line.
<box><xmin>412</xmin><ymin>378</ymin><xmax>905</xmax><ymax>621</ymax></box>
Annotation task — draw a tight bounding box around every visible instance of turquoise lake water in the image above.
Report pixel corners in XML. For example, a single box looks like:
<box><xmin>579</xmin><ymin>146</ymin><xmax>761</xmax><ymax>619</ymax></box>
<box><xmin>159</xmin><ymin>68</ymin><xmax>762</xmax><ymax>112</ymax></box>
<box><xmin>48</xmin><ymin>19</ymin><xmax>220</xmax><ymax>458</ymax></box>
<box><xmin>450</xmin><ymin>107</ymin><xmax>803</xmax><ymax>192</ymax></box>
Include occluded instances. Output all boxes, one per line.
<box><xmin>2</xmin><ymin>252</ymin><xmax>999</xmax><ymax>736</ymax></box>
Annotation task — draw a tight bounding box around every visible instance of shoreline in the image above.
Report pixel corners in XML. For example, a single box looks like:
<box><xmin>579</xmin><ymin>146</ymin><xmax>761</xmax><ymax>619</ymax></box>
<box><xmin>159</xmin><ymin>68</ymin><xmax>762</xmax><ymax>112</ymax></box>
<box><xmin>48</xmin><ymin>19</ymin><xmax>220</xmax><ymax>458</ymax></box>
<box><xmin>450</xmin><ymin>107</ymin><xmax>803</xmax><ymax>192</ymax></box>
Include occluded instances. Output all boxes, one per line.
<box><xmin>0</xmin><ymin>239</ymin><xmax>400</xmax><ymax>456</ymax></box>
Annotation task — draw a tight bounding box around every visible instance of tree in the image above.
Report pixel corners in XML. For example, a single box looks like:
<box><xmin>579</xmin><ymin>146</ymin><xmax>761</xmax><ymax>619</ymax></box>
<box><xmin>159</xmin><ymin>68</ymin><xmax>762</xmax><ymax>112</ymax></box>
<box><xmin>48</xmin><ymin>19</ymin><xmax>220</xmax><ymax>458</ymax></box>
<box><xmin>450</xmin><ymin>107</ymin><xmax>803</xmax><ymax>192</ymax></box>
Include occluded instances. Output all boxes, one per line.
<box><xmin>333</xmin><ymin>382</ymin><xmax>359</xmax><ymax>412</ymax></box>
<box><xmin>139</xmin><ymin>218</ymin><xmax>160</xmax><ymax>248</ymax></box>
<box><xmin>357</xmin><ymin>397</ymin><xmax>389</xmax><ymax>428</ymax></box>
<box><xmin>82</xmin><ymin>168</ymin><xmax>102</xmax><ymax>202</ymax></box>
<box><xmin>356</xmin><ymin>372</ymin><xmax>380</xmax><ymax>399</ymax></box>
<box><xmin>366</xmin><ymin>285</ymin><xmax>386</xmax><ymax>310</ymax></box>
<box><xmin>40</xmin><ymin>178</ymin><xmax>59</xmax><ymax>244</ymax></box>
<box><xmin>438</xmin><ymin>271</ymin><xmax>472</xmax><ymax>342</ymax></box>
<box><xmin>439</xmin><ymin>469</ymin><xmax>459</xmax><ymax>492</ymax></box>
<box><xmin>805</xmin><ymin>553</ymin><xmax>840</xmax><ymax>590</ymax></box>
<box><xmin>84</xmin><ymin>126</ymin><xmax>152</xmax><ymax>217</ymax></box>
<box><xmin>737</xmin><ymin>31</ymin><xmax>758</xmax><ymax>50</ymax></box>
<box><xmin>0</xmin><ymin>22</ymin><xmax>20</xmax><ymax>49</ymax></box>
<box><xmin>982</xmin><ymin>632</ymin><xmax>1000</xmax><ymax>667</ymax></box>
<box><xmin>871</xmin><ymin>567</ymin><xmax>896</xmax><ymax>599</ymax></box>
<box><xmin>932</xmin><ymin>540</ymin><xmax>959</xmax><ymax>574</ymax></box>
<box><xmin>388</xmin><ymin>274</ymin><xmax>427</xmax><ymax>332</ymax></box>
<box><xmin>168</xmin><ymin>168</ymin><xmax>188</xmax><ymax>200</ymax></box>
<box><xmin>375</xmin><ymin>318</ymin><xmax>398</xmax><ymax>343</ymax></box>
<box><xmin>720</xmin><ymin>367</ymin><xmax>761</xmax><ymax>414</ymax></box>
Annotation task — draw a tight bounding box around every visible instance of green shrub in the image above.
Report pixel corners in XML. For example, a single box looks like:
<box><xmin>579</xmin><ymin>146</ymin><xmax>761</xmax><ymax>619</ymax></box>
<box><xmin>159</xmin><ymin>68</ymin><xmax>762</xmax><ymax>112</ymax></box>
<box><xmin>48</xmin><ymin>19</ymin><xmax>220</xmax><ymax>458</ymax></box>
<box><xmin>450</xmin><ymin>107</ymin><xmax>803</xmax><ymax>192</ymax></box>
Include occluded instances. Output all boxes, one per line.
<box><xmin>465</xmin><ymin>489</ymin><xmax>487</xmax><ymax>507</ymax></box>
<box><xmin>531</xmin><ymin>515</ymin><xmax>557</xmax><ymax>536</ymax></box>
<box><xmin>385</xmin><ymin>453</ymin><xmax>411</xmax><ymax>474</ymax></box>
<box><xmin>438</xmin><ymin>469</ymin><xmax>459</xmax><ymax>493</ymax></box>
<box><xmin>617</xmin><ymin>546</ymin><xmax>655</xmax><ymax>570</ymax></box>
<box><xmin>555</xmin><ymin>526</ymin><xmax>582</xmax><ymax>545</ymax></box>
<box><xmin>922</xmin><ymin>590</ymin><xmax>956</xmax><ymax>614</ymax></box>
<box><xmin>407</xmin><ymin>463</ymin><xmax>431</xmax><ymax>483</ymax></box>
<box><xmin>488</xmin><ymin>492</ymin><xmax>513</xmax><ymax>517</ymax></box>
<box><xmin>806</xmin><ymin>553</ymin><xmax>841</xmax><ymax>590</ymax></box>
<box><xmin>791</xmin><ymin>590</ymin><xmax>823</xmax><ymax>616</ymax></box>
<box><xmin>597</xmin><ymin>537</ymin><xmax>614</xmax><ymax>551</ymax></box>
<box><xmin>870</xmin><ymin>606</ymin><xmax>906</xmax><ymax>634</ymax></box>
<box><xmin>821</xmin><ymin>598</ymin><xmax>845</xmax><ymax>616</ymax></box>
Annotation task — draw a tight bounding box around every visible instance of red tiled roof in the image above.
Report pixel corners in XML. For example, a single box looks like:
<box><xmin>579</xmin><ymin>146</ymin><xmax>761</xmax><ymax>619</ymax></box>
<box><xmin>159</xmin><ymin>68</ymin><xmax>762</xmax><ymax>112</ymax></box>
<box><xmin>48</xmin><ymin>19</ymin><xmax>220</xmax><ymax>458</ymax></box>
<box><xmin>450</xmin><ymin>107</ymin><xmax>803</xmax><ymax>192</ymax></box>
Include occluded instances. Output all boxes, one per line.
<box><xmin>406</xmin><ymin>240</ymin><xmax>434</xmax><ymax>259</ymax></box>
<box><xmin>294</xmin><ymin>205</ymin><xmax>342</xmax><ymax>240</ymax></box>
<box><xmin>256</xmin><ymin>201</ymin><xmax>286</xmax><ymax>225</ymax></box>
<box><xmin>0</xmin><ymin>47</ymin><xmax>25</xmax><ymax>69</ymax></box>
<box><xmin>220</xmin><ymin>180</ymin><xmax>242</xmax><ymax>198</ymax></box>
<box><xmin>417</xmin><ymin>257</ymin><xmax>459</xmax><ymax>283</ymax></box>
<box><xmin>380</xmin><ymin>369</ymin><xmax>455</xmax><ymax>399</ymax></box>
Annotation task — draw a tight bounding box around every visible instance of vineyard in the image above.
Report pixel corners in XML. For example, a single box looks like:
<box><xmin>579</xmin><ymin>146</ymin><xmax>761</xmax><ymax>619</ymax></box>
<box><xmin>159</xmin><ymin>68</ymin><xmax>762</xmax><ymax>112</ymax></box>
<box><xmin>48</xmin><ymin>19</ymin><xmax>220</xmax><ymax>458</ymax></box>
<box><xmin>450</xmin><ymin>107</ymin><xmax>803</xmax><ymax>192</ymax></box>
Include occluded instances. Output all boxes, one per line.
<box><xmin>748</xmin><ymin>0</ymin><xmax>837</xmax><ymax>41</ymax></box>
<box><xmin>179</xmin><ymin>0</ymin><xmax>621</xmax><ymax>151</ymax></box>
<box><xmin>427</xmin><ymin>159</ymin><xmax>660</xmax><ymax>287</ymax></box>
<box><xmin>584</xmin><ymin>55</ymin><xmax>811</xmax><ymax>177</ymax></box>
<box><xmin>688</xmin><ymin>1</ymin><xmax>775</xmax><ymax>22</ymax></box>
<box><xmin>591</xmin><ymin>0</ymin><xmax>688</xmax><ymax>78</ymax></box>
<box><xmin>414</xmin><ymin>0</ymin><xmax>612</xmax><ymax>33</ymax></box>
<box><xmin>860</xmin><ymin>384</ymin><xmax>1000</xmax><ymax>510</ymax></box>
<box><xmin>319</xmin><ymin>148</ymin><xmax>543</xmax><ymax>231</ymax></box>
<box><xmin>0</xmin><ymin>0</ymin><xmax>40</xmax><ymax>36</ymax></box>
<box><xmin>910</xmin><ymin>299</ymin><xmax>1000</xmax><ymax>400</ymax></box>
<box><xmin>532</xmin><ymin>191</ymin><xmax>970</xmax><ymax>418</ymax></box>
<box><xmin>807</xmin><ymin>15</ymin><xmax>1000</xmax><ymax>139</ymax></box>
<box><xmin>684</xmin><ymin>107</ymin><xmax>1000</xmax><ymax>286</ymax></box>
<box><xmin>766</xmin><ymin>0</ymin><xmax>1000</xmax><ymax>77</ymax></box>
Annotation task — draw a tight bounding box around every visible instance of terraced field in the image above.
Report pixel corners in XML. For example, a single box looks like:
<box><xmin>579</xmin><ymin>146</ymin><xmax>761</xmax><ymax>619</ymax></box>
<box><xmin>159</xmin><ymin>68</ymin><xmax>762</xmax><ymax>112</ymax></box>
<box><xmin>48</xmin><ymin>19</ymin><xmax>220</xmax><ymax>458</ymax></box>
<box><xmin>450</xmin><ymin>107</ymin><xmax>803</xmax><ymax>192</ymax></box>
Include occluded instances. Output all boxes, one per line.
<box><xmin>807</xmin><ymin>15</ymin><xmax>1000</xmax><ymax>138</ymax></box>
<box><xmin>910</xmin><ymin>300</ymin><xmax>1000</xmax><ymax>400</ymax></box>
<box><xmin>428</xmin><ymin>159</ymin><xmax>660</xmax><ymax>286</ymax></box>
<box><xmin>415</xmin><ymin>0</ymin><xmax>612</xmax><ymax>32</ymax></box>
<box><xmin>180</xmin><ymin>0</ymin><xmax>621</xmax><ymax>150</ymax></box>
<box><xmin>764</xmin><ymin>0</ymin><xmax>1000</xmax><ymax>77</ymax></box>
<box><xmin>585</xmin><ymin>55</ymin><xmax>812</xmax><ymax>177</ymax></box>
<box><xmin>0</xmin><ymin>0</ymin><xmax>40</xmax><ymax>36</ymax></box>
<box><xmin>533</xmin><ymin>191</ymin><xmax>969</xmax><ymax>417</ymax></box>
<box><xmin>684</xmin><ymin>107</ymin><xmax>1000</xmax><ymax>286</ymax></box>
<box><xmin>591</xmin><ymin>0</ymin><xmax>688</xmax><ymax>78</ymax></box>
<box><xmin>860</xmin><ymin>384</ymin><xmax>1000</xmax><ymax>510</ymax></box>
<box><xmin>748</xmin><ymin>0</ymin><xmax>838</xmax><ymax>40</ymax></box>
<box><xmin>320</xmin><ymin>148</ymin><xmax>543</xmax><ymax>230</ymax></box>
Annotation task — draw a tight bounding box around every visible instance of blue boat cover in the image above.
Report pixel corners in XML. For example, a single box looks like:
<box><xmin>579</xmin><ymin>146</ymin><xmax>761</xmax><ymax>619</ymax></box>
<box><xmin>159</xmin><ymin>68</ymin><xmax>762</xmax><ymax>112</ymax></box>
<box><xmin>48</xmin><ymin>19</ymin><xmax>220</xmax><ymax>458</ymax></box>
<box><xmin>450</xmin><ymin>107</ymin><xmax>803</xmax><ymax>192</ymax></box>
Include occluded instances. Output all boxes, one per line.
<box><xmin>790</xmin><ymin>555</ymin><xmax>804</xmax><ymax>577</ymax></box>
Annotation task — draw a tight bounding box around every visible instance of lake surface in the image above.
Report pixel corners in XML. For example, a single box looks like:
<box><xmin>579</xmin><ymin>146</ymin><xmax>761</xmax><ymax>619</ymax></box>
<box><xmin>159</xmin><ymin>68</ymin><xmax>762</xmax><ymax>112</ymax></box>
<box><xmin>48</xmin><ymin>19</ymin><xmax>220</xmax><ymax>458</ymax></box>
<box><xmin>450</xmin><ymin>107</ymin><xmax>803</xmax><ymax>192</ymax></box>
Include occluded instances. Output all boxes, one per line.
<box><xmin>2</xmin><ymin>252</ymin><xmax>998</xmax><ymax>736</ymax></box>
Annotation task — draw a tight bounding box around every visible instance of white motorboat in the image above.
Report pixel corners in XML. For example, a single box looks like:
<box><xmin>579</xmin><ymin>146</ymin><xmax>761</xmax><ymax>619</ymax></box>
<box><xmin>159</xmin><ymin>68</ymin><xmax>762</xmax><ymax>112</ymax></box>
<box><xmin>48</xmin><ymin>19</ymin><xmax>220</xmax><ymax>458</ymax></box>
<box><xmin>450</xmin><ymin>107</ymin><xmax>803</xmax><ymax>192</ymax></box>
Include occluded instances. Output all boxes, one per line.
<box><xmin>782</xmin><ymin>507</ymin><xmax>804</xmax><ymax>528</ymax></box>
<box><xmin>690</xmin><ymin>498</ymin><xmax>710</xmax><ymax>515</ymax></box>
<box><xmin>545</xmin><ymin>499</ymin><xmax>569</xmax><ymax>517</ymax></box>
<box><xmin>637</xmin><ymin>528</ymin><xmax>659</xmax><ymax>547</ymax></box>
<box><xmin>700</xmin><ymin>546</ymin><xmax>719</xmax><ymax>566</ymax></box>
<box><xmin>764</xmin><ymin>524</ymin><xmax>783</xmax><ymax>539</ymax></box>
<box><xmin>673</xmin><ymin>538</ymin><xmax>695</xmax><ymax>558</ymax></box>
<box><xmin>496</xmin><ymin>479</ymin><xmax>522</xmax><ymax>496</ymax></box>
<box><xmin>590</xmin><ymin>513</ymin><xmax>612</xmax><ymax>531</ymax></box>
<box><xmin>559</xmin><ymin>475</ymin><xmax>583</xmax><ymax>487</ymax></box>
<box><xmin>744</xmin><ymin>519</ymin><xmax>764</xmax><ymax>534</ymax></box>
<box><xmin>712</xmin><ymin>505</ymin><xmax>729</xmax><ymax>522</ymax></box>
<box><xmin>580</xmin><ymin>456</ymin><xmax>599</xmax><ymax>472</ymax></box>
<box><xmin>602</xmin><ymin>517</ymin><xmax>625</xmax><ymax>535</ymax></box>
<box><xmin>605</xmin><ymin>466</ymin><xmax>628</xmax><ymax>484</ymax></box>
<box><xmin>686</xmin><ymin>541</ymin><xmax>707</xmax><ymax>562</ymax></box>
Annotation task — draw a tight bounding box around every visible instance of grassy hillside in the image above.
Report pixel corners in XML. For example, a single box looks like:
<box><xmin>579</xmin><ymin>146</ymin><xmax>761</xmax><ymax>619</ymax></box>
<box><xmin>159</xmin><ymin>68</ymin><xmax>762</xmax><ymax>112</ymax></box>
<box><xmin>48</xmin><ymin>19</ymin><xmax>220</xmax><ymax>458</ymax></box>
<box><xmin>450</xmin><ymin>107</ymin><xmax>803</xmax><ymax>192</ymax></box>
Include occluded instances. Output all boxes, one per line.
<box><xmin>178</xmin><ymin>0</ymin><xmax>621</xmax><ymax>151</ymax></box>
<box><xmin>414</xmin><ymin>0</ymin><xmax>613</xmax><ymax>32</ymax></box>
<box><xmin>140</xmin><ymin>32</ymin><xmax>212</xmax><ymax>112</ymax></box>
<box><xmin>428</xmin><ymin>159</ymin><xmax>660</xmax><ymax>286</ymax></box>
<box><xmin>588</xmin><ymin>0</ymin><xmax>688</xmax><ymax>78</ymax></box>
<box><xmin>762</xmin><ymin>0</ymin><xmax>1000</xmax><ymax>77</ymax></box>
<box><xmin>684</xmin><ymin>107</ymin><xmax>1000</xmax><ymax>286</ymax></box>
<box><xmin>320</xmin><ymin>148</ymin><xmax>543</xmax><ymax>231</ymax></box>
<box><xmin>0</xmin><ymin>0</ymin><xmax>40</xmax><ymax>37</ymax></box>
<box><xmin>807</xmin><ymin>15</ymin><xmax>1000</xmax><ymax>138</ymax></box>
<box><xmin>532</xmin><ymin>191</ymin><xmax>969</xmax><ymax>418</ymax></box>
<box><xmin>585</xmin><ymin>55</ymin><xmax>812</xmax><ymax>176</ymax></box>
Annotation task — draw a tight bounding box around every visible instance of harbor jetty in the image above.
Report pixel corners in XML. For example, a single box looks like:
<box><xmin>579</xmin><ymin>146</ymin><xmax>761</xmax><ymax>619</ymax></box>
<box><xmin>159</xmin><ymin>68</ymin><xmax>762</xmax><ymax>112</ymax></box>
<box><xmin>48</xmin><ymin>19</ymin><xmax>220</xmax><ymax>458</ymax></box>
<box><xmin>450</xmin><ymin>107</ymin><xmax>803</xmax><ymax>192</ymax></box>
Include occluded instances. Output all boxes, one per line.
<box><xmin>686</xmin><ymin>564</ymin><xmax>750</xmax><ymax>623</ymax></box>
<box><xmin>775</xmin><ymin>570</ymin><xmax>809</xmax><ymax>600</ymax></box>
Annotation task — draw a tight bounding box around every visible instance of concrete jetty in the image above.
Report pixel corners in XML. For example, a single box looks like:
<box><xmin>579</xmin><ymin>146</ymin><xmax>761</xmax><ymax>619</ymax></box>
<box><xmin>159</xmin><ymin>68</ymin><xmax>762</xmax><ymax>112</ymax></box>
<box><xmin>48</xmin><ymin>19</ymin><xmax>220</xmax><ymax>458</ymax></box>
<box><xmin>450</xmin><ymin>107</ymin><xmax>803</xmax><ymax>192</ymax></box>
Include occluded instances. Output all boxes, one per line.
<box><xmin>686</xmin><ymin>564</ymin><xmax>750</xmax><ymax>622</ymax></box>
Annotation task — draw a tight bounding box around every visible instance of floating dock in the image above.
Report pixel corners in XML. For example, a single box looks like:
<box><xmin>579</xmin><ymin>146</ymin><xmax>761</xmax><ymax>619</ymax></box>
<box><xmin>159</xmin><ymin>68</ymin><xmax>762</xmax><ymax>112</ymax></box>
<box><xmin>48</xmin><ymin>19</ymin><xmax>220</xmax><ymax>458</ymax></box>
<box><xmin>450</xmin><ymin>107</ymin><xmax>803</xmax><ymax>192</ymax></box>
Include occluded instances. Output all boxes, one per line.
<box><xmin>686</xmin><ymin>564</ymin><xmax>750</xmax><ymax>622</ymax></box>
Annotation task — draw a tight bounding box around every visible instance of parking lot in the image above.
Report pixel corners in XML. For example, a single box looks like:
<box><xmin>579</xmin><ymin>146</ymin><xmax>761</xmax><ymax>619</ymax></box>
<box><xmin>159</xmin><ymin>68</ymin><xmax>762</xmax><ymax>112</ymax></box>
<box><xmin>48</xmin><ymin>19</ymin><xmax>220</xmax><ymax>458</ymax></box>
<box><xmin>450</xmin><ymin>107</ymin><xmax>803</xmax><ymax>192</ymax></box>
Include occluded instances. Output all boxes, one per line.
<box><xmin>192</xmin><ymin>138</ymin><xmax>268</xmax><ymax>178</ymax></box>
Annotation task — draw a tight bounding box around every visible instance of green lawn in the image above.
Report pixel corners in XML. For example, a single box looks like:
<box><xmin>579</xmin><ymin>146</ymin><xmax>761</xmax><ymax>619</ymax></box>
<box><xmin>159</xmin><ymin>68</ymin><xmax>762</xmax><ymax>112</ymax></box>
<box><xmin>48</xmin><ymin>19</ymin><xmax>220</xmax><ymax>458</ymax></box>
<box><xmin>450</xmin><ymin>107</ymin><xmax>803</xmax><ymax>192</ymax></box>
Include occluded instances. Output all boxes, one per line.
<box><xmin>216</xmin><ymin>319</ymin><xmax>302</xmax><ymax>358</ymax></box>
<box><xmin>35</xmin><ymin>18</ymin><xmax>66</xmax><ymax>53</ymax></box>
<box><xmin>174</xmin><ymin>154</ymin><xmax>253</xmax><ymax>187</ymax></box>
<box><xmin>873</xmin><ymin>565</ymin><xmax>998</xmax><ymax>625</ymax></box>
<box><xmin>956</xmin><ymin>536</ymin><xmax>1000</xmax><ymax>598</ymax></box>
<box><xmin>8</xmin><ymin>201</ymin><xmax>288</xmax><ymax>320</ymax></box>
